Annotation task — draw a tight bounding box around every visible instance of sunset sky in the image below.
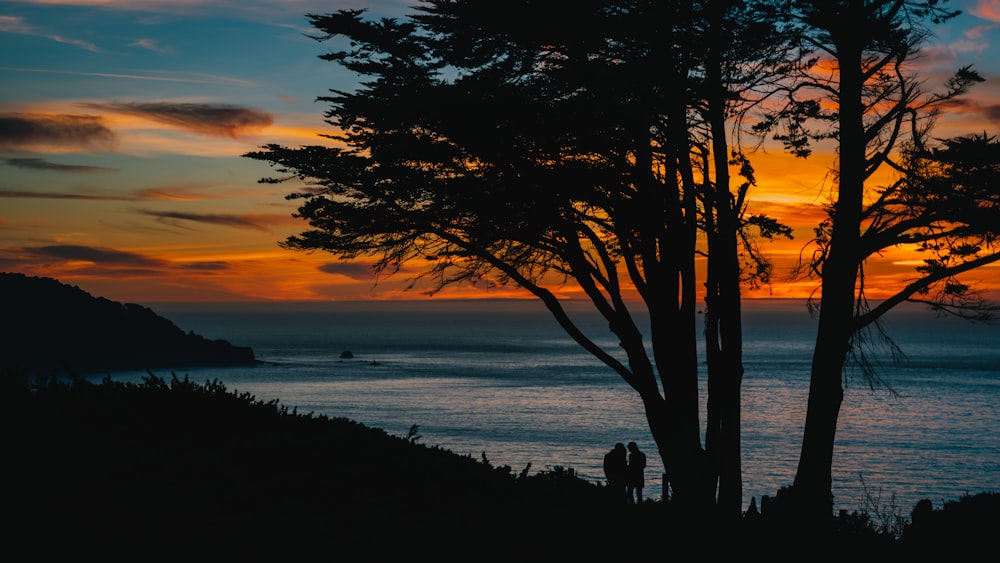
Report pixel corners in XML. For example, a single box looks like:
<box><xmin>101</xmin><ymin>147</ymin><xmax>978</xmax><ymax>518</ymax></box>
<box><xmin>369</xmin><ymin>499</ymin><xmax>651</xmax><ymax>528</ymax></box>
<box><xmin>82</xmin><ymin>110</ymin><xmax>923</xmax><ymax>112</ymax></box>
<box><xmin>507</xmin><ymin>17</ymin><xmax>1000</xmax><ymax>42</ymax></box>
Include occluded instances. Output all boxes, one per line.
<box><xmin>2</xmin><ymin>0</ymin><xmax>999</xmax><ymax>307</ymax></box>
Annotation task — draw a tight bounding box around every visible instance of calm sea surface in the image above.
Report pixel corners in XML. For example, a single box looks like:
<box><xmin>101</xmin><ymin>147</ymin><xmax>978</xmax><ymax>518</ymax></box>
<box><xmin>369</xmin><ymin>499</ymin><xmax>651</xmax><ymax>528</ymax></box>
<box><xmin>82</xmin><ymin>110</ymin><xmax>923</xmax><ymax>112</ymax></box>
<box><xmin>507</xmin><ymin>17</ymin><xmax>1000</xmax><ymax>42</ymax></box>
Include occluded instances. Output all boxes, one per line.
<box><xmin>99</xmin><ymin>299</ymin><xmax>999</xmax><ymax>514</ymax></box>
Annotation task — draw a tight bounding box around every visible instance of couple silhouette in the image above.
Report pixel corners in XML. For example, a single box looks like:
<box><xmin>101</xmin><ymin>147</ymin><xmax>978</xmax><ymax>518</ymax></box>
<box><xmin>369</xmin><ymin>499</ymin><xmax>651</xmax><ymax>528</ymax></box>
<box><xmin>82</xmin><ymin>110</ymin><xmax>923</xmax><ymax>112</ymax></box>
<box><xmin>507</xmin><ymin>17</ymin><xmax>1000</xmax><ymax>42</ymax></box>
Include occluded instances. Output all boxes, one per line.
<box><xmin>603</xmin><ymin>441</ymin><xmax>646</xmax><ymax>504</ymax></box>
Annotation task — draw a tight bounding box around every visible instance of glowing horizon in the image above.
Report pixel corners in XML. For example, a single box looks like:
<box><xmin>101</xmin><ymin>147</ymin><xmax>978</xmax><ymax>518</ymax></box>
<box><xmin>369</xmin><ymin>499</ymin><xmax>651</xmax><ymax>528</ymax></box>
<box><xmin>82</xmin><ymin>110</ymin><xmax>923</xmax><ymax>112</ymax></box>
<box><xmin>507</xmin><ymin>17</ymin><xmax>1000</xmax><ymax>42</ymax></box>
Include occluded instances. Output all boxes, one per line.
<box><xmin>2</xmin><ymin>0</ymin><xmax>999</xmax><ymax>307</ymax></box>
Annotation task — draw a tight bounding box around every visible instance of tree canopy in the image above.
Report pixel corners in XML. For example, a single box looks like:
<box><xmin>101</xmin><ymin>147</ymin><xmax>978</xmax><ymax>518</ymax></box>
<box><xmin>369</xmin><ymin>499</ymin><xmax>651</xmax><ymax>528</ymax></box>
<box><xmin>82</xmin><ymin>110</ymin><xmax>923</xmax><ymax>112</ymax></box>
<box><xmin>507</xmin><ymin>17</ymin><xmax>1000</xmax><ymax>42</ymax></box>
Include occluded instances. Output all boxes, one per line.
<box><xmin>751</xmin><ymin>0</ymin><xmax>1000</xmax><ymax>519</ymax></box>
<box><xmin>246</xmin><ymin>0</ymin><xmax>798</xmax><ymax>516</ymax></box>
<box><xmin>246</xmin><ymin>0</ymin><xmax>998</xmax><ymax>522</ymax></box>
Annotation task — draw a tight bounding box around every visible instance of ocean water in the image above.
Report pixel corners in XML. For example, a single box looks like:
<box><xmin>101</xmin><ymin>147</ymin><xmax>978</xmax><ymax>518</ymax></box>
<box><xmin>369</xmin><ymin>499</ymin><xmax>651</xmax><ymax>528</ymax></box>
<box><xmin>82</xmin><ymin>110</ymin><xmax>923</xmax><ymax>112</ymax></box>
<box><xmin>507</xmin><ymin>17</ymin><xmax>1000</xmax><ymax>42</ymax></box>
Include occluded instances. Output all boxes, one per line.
<box><xmin>100</xmin><ymin>299</ymin><xmax>999</xmax><ymax>514</ymax></box>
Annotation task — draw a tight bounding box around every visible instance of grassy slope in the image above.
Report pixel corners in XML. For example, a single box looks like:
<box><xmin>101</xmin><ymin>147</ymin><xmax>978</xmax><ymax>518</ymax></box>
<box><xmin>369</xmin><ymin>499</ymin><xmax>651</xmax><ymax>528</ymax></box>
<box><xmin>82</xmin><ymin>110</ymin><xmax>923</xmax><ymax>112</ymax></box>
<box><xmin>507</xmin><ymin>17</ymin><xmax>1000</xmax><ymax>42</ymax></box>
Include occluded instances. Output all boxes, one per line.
<box><xmin>3</xmin><ymin>373</ymin><xmax>995</xmax><ymax>558</ymax></box>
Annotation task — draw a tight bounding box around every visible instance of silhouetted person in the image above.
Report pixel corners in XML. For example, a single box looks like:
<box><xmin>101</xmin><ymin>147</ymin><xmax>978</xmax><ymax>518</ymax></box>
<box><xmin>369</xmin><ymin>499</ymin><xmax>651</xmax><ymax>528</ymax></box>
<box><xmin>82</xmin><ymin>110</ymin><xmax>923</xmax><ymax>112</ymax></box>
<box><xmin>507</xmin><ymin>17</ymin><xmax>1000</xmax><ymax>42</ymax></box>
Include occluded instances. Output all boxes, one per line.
<box><xmin>626</xmin><ymin>441</ymin><xmax>646</xmax><ymax>504</ymax></box>
<box><xmin>603</xmin><ymin>442</ymin><xmax>628</xmax><ymax>503</ymax></box>
<box><xmin>905</xmin><ymin>498</ymin><xmax>935</xmax><ymax>544</ymax></box>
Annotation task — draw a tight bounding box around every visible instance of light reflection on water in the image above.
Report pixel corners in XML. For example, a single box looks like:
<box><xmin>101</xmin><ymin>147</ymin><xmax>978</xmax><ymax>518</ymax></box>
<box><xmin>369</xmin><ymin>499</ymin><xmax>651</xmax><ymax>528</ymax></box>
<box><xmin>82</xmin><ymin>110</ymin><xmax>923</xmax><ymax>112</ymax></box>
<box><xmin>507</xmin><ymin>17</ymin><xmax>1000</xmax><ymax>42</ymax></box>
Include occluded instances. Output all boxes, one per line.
<box><xmin>100</xmin><ymin>300</ymin><xmax>999</xmax><ymax>513</ymax></box>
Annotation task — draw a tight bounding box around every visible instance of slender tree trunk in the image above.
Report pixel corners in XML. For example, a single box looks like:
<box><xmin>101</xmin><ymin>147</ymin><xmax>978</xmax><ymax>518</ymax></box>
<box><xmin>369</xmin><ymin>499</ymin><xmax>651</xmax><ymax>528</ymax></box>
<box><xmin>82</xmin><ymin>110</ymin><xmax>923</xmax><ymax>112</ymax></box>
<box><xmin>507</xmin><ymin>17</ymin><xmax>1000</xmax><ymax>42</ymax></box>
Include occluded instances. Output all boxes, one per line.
<box><xmin>675</xmin><ymin>118</ymin><xmax>713</xmax><ymax>513</ymax></box>
<box><xmin>709</xmin><ymin>124</ymin><xmax>745</xmax><ymax>521</ymax></box>
<box><xmin>793</xmin><ymin>33</ymin><xmax>865</xmax><ymax>519</ymax></box>
<box><xmin>703</xmin><ymin>12</ymin><xmax>745</xmax><ymax>518</ymax></box>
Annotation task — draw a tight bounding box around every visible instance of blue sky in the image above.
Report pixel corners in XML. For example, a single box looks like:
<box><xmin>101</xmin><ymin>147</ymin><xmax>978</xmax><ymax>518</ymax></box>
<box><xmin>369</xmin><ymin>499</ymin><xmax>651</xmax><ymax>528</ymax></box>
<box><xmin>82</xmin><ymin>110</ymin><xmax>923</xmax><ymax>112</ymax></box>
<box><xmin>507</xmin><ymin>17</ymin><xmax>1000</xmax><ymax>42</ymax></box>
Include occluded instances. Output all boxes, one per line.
<box><xmin>1</xmin><ymin>0</ymin><xmax>999</xmax><ymax>306</ymax></box>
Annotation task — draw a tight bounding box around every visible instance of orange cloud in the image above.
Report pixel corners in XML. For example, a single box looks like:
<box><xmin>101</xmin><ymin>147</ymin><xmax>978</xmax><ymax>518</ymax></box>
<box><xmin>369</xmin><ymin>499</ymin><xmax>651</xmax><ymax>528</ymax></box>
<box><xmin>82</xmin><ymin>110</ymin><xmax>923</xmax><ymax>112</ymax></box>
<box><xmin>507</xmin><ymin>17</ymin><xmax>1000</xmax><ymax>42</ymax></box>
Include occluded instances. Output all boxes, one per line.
<box><xmin>80</xmin><ymin>101</ymin><xmax>273</xmax><ymax>139</ymax></box>
<box><xmin>132</xmin><ymin>182</ymin><xmax>236</xmax><ymax>201</ymax></box>
<box><xmin>260</xmin><ymin>123</ymin><xmax>347</xmax><ymax>147</ymax></box>
<box><xmin>0</xmin><ymin>101</ymin><xmax>334</xmax><ymax>157</ymax></box>
<box><xmin>971</xmin><ymin>1</ymin><xmax>1000</xmax><ymax>22</ymax></box>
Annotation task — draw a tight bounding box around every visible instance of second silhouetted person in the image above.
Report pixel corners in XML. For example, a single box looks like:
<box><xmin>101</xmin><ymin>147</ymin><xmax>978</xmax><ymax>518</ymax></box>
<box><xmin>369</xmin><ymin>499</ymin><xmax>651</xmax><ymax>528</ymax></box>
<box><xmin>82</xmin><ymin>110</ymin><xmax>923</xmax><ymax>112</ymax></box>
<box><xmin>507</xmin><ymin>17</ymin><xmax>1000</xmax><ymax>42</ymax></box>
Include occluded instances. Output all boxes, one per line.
<box><xmin>626</xmin><ymin>441</ymin><xmax>646</xmax><ymax>504</ymax></box>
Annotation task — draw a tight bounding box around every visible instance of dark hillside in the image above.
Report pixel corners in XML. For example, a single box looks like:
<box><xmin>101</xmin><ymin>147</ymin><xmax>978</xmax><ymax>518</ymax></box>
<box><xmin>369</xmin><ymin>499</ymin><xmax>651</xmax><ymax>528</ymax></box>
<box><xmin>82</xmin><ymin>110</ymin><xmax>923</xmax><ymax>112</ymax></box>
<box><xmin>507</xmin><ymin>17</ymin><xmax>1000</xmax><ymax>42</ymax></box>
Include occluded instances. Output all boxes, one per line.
<box><xmin>3</xmin><ymin>372</ymin><xmax>995</xmax><ymax>557</ymax></box>
<box><xmin>3</xmin><ymin>374</ymin><xmax>621</xmax><ymax>557</ymax></box>
<box><xmin>0</xmin><ymin>272</ymin><xmax>254</xmax><ymax>376</ymax></box>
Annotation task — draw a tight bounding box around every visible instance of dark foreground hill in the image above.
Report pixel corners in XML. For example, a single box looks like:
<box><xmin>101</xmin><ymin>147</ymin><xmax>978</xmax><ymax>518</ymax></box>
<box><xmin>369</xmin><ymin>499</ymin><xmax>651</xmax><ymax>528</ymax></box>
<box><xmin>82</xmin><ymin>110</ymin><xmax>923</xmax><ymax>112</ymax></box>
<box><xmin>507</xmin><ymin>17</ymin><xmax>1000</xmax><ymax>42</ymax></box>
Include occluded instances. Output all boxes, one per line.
<box><xmin>0</xmin><ymin>272</ymin><xmax>254</xmax><ymax>376</ymax></box>
<box><xmin>4</xmin><ymin>374</ymin><xmax>996</xmax><ymax>559</ymax></box>
<box><xmin>4</xmin><ymin>373</ymin><xmax>621</xmax><ymax>558</ymax></box>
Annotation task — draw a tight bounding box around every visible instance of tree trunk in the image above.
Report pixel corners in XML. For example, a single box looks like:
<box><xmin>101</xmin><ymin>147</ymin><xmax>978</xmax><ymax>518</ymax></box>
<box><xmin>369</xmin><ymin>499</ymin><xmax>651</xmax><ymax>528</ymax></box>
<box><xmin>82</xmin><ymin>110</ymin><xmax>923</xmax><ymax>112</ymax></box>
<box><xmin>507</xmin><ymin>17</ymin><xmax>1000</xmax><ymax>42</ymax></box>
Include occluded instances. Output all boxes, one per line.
<box><xmin>793</xmin><ymin>31</ymin><xmax>865</xmax><ymax>519</ymax></box>
<box><xmin>642</xmin><ymin>10</ymin><xmax>714</xmax><ymax>512</ymax></box>
<box><xmin>695</xmin><ymin>0</ymin><xmax>747</xmax><ymax>519</ymax></box>
<box><xmin>704</xmin><ymin>37</ymin><xmax>745</xmax><ymax>518</ymax></box>
<box><xmin>648</xmin><ymin>277</ymin><xmax>707</xmax><ymax>510</ymax></box>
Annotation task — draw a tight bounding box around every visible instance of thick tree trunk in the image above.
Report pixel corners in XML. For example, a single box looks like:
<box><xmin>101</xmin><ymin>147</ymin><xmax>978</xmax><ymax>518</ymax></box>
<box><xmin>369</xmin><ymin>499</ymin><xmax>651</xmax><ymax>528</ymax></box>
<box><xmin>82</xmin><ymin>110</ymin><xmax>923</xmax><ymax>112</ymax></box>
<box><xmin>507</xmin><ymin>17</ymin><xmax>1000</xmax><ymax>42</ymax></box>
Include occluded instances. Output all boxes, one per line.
<box><xmin>640</xmin><ymin>20</ymin><xmax>714</xmax><ymax>512</ymax></box>
<box><xmin>794</xmin><ymin>329</ymin><xmax>847</xmax><ymax>517</ymax></box>
<box><xmin>648</xmin><ymin>292</ymin><xmax>708</xmax><ymax>511</ymax></box>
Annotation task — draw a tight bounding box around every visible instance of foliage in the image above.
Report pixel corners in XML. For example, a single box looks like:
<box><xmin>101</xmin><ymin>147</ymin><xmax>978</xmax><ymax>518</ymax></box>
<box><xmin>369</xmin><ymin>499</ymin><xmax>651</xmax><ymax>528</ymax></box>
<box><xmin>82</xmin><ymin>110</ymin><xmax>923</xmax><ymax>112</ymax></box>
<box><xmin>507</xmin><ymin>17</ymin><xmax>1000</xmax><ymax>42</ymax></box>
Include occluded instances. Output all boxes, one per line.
<box><xmin>245</xmin><ymin>0</ymin><xmax>802</xmax><ymax>517</ymax></box>
<box><xmin>749</xmin><ymin>0</ymin><xmax>1000</xmax><ymax>519</ymax></box>
<box><xmin>243</xmin><ymin>0</ymin><xmax>998</xmax><ymax>523</ymax></box>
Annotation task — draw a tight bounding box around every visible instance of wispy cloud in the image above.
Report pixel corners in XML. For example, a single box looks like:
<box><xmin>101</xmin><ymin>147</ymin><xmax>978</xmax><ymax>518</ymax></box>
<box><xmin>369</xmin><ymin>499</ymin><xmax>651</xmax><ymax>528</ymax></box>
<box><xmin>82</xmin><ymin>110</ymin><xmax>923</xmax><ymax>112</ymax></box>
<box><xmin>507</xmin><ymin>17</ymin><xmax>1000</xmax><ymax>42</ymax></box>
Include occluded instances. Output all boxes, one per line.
<box><xmin>983</xmin><ymin>103</ymin><xmax>1000</xmax><ymax>125</ymax></box>
<box><xmin>6</xmin><ymin>1</ymin><xmax>413</xmax><ymax>19</ymax></box>
<box><xmin>318</xmin><ymin>262</ymin><xmax>376</xmax><ymax>281</ymax></box>
<box><xmin>128</xmin><ymin>38</ymin><xmax>173</xmax><ymax>55</ymax></box>
<box><xmin>932</xmin><ymin>96</ymin><xmax>1000</xmax><ymax>128</ymax></box>
<box><xmin>0</xmin><ymin>157</ymin><xmax>118</xmax><ymax>173</ymax></box>
<box><xmin>0</xmin><ymin>113</ymin><xmax>117</xmax><ymax>152</ymax></box>
<box><xmin>0</xmin><ymin>182</ymin><xmax>226</xmax><ymax>201</ymax></box>
<box><xmin>178</xmin><ymin>261</ymin><xmax>229</xmax><ymax>271</ymax></box>
<box><xmin>81</xmin><ymin>101</ymin><xmax>273</xmax><ymax>138</ymax></box>
<box><xmin>0</xmin><ymin>189</ymin><xmax>131</xmax><ymax>201</ymax></box>
<box><xmin>22</xmin><ymin>244</ymin><xmax>165</xmax><ymax>268</ymax></box>
<box><xmin>0</xmin><ymin>180</ymin><xmax>284</xmax><ymax>205</ymax></box>
<box><xmin>136</xmin><ymin>209</ymin><xmax>272</xmax><ymax>231</ymax></box>
<box><xmin>134</xmin><ymin>183</ymin><xmax>219</xmax><ymax>201</ymax></box>
<box><xmin>0</xmin><ymin>15</ymin><xmax>101</xmax><ymax>52</ymax></box>
<box><xmin>0</xmin><ymin>67</ymin><xmax>254</xmax><ymax>86</ymax></box>
<box><xmin>0</xmin><ymin>15</ymin><xmax>33</xmax><ymax>33</ymax></box>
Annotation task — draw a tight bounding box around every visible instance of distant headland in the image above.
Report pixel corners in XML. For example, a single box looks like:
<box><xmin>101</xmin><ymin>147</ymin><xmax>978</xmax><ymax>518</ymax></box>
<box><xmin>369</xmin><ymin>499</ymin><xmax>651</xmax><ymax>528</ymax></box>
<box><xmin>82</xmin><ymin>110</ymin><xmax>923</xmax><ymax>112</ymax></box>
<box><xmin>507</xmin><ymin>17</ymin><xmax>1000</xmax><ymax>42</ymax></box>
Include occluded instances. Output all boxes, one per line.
<box><xmin>0</xmin><ymin>272</ymin><xmax>255</xmax><ymax>376</ymax></box>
